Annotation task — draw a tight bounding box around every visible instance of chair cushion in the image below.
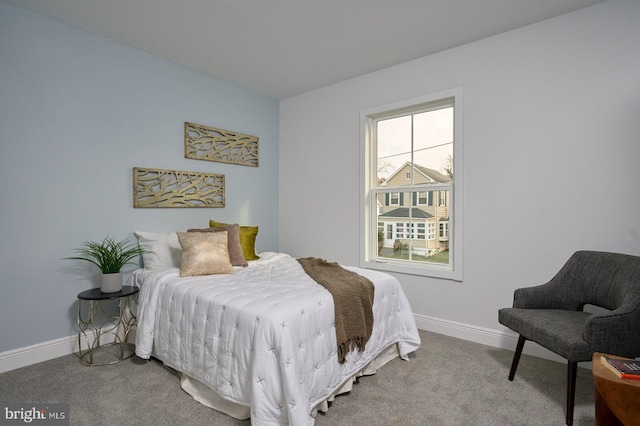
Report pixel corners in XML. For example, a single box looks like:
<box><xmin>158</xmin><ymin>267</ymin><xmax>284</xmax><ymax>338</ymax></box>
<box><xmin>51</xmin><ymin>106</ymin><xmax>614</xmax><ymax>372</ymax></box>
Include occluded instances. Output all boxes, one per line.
<box><xmin>498</xmin><ymin>308</ymin><xmax>593</xmax><ymax>361</ymax></box>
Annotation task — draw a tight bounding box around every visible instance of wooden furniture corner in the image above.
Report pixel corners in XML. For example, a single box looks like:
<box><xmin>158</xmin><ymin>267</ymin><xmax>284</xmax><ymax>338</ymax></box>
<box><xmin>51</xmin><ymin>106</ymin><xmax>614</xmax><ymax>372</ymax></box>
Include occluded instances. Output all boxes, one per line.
<box><xmin>592</xmin><ymin>352</ymin><xmax>640</xmax><ymax>426</ymax></box>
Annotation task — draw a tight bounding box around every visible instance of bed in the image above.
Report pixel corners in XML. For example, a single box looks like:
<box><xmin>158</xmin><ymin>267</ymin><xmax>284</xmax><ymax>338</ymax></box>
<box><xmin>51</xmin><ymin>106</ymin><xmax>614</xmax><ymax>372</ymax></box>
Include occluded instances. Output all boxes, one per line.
<box><xmin>130</xmin><ymin>229</ymin><xmax>421</xmax><ymax>426</ymax></box>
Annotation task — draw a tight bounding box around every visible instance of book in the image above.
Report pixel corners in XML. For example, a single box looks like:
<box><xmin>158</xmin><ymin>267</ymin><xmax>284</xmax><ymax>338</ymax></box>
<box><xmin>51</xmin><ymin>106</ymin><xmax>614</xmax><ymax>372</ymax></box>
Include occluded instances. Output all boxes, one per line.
<box><xmin>601</xmin><ymin>355</ymin><xmax>640</xmax><ymax>380</ymax></box>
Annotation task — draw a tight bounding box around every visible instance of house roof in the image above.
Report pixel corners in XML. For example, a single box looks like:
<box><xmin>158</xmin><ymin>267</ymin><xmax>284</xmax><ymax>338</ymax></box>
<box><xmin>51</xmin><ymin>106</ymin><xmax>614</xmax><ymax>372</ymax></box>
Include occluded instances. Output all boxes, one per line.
<box><xmin>414</xmin><ymin>164</ymin><xmax>452</xmax><ymax>183</ymax></box>
<box><xmin>384</xmin><ymin>162</ymin><xmax>452</xmax><ymax>185</ymax></box>
<box><xmin>379</xmin><ymin>208</ymin><xmax>434</xmax><ymax>219</ymax></box>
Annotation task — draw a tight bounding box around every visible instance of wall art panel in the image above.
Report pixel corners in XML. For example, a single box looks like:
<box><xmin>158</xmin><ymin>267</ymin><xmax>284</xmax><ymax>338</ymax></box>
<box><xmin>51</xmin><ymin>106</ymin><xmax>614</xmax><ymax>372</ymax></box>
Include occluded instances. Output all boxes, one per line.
<box><xmin>184</xmin><ymin>121</ymin><xmax>259</xmax><ymax>167</ymax></box>
<box><xmin>133</xmin><ymin>167</ymin><xmax>225</xmax><ymax>208</ymax></box>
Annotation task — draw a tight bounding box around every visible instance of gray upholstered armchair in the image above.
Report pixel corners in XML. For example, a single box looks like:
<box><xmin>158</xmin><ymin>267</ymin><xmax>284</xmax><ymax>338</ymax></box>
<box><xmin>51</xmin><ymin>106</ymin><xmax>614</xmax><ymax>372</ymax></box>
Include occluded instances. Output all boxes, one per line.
<box><xmin>498</xmin><ymin>250</ymin><xmax>640</xmax><ymax>426</ymax></box>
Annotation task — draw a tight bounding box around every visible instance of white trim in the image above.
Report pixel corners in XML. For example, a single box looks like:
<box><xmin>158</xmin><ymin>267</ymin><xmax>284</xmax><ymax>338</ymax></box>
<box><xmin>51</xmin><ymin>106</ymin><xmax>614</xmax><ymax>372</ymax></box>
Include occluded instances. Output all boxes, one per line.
<box><xmin>0</xmin><ymin>327</ymin><xmax>136</xmax><ymax>373</ymax></box>
<box><xmin>1</xmin><ymin>314</ymin><xmax>588</xmax><ymax>373</ymax></box>
<box><xmin>360</xmin><ymin>87</ymin><xmax>463</xmax><ymax>281</ymax></box>
<box><xmin>413</xmin><ymin>313</ymin><xmax>591</xmax><ymax>368</ymax></box>
<box><xmin>0</xmin><ymin>335</ymin><xmax>78</xmax><ymax>373</ymax></box>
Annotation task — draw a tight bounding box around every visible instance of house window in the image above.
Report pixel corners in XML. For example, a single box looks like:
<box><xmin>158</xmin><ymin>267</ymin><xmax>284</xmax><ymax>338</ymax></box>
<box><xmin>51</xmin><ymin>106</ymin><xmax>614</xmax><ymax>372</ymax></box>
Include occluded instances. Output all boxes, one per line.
<box><xmin>361</xmin><ymin>88</ymin><xmax>463</xmax><ymax>280</ymax></box>
<box><xmin>439</xmin><ymin>222</ymin><xmax>449</xmax><ymax>240</ymax></box>
<box><xmin>414</xmin><ymin>223</ymin><xmax>426</xmax><ymax>240</ymax></box>
<box><xmin>439</xmin><ymin>191</ymin><xmax>447</xmax><ymax>206</ymax></box>
<box><xmin>427</xmin><ymin>222</ymin><xmax>436</xmax><ymax>240</ymax></box>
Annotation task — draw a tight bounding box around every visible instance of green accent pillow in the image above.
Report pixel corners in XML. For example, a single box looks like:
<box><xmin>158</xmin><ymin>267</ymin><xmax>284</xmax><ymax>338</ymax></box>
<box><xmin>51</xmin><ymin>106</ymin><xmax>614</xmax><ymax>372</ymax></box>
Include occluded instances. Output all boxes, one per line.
<box><xmin>209</xmin><ymin>220</ymin><xmax>259</xmax><ymax>261</ymax></box>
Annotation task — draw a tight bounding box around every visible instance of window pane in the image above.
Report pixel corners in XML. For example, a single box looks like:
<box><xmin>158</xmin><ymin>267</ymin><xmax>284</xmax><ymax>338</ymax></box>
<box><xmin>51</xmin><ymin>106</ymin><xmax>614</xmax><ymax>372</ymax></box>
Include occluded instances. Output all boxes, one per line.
<box><xmin>418</xmin><ymin>191</ymin><xmax>427</xmax><ymax>205</ymax></box>
<box><xmin>376</xmin><ymin>116</ymin><xmax>411</xmax><ymax>186</ymax></box>
<box><xmin>376</xmin><ymin>108</ymin><xmax>453</xmax><ymax>190</ymax></box>
<box><xmin>413</xmin><ymin>107</ymin><xmax>454</xmax><ymax>179</ymax></box>
<box><xmin>376</xmin><ymin>189</ymin><xmax>450</xmax><ymax>265</ymax></box>
<box><xmin>390</xmin><ymin>192</ymin><xmax>399</xmax><ymax>205</ymax></box>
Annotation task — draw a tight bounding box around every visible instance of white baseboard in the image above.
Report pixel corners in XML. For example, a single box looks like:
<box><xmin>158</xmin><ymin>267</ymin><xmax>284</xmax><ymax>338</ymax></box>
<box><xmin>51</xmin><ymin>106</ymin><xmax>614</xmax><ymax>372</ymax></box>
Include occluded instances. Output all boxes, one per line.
<box><xmin>414</xmin><ymin>313</ymin><xmax>591</xmax><ymax>368</ymax></box>
<box><xmin>0</xmin><ymin>325</ymin><xmax>135</xmax><ymax>374</ymax></box>
<box><xmin>0</xmin><ymin>314</ymin><xmax>584</xmax><ymax>374</ymax></box>
<box><xmin>0</xmin><ymin>335</ymin><xmax>78</xmax><ymax>374</ymax></box>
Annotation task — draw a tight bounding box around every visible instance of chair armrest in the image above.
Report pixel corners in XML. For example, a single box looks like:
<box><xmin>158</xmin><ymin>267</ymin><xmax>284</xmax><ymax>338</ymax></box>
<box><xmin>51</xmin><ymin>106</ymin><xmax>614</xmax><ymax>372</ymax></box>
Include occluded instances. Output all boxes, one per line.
<box><xmin>584</xmin><ymin>304</ymin><xmax>640</xmax><ymax>357</ymax></box>
<box><xmin>513</xmin><ymin>282</ymin><xmax>581</xmax><ymax>310</ymax></box>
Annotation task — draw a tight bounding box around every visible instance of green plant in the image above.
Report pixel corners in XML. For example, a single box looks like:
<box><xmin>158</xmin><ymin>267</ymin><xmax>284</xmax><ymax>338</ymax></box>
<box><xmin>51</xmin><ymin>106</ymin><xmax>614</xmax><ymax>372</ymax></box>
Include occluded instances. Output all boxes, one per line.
<box><xmin>393</xmin><ymin>239</ymin><xmax>408</xmax><ymax>253</ymax></box>
<box><xmin>66</xmin><ymin>236</ymin><xmax>146</xmax><ymax>274</ymax></box>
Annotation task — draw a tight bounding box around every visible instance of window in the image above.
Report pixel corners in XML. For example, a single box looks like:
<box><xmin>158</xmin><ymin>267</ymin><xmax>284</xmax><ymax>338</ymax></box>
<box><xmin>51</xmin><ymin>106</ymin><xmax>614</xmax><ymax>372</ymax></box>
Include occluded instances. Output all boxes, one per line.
<box><xmin>414</xmin><ymin>223</ymin><xmax>426</xmax><ymax>240</ymax></box>
<box><xmin>360</xmin><ymin>88</ymin><xmax>463</xmax><ymax>280</ymax></box>
<box><xmin>439</xmin><ymin>190</ymin><xmax>447</xmax><ymax>207</ymax></box>
<box><xmin>439</xmin><ymin>222</ymin><xmax>449</xmax><ymax>241</ymax></box>
<box><xmin>427</xmin><ymin>222</ymin><xmax>436</xmax><ymax>240</ymax></box>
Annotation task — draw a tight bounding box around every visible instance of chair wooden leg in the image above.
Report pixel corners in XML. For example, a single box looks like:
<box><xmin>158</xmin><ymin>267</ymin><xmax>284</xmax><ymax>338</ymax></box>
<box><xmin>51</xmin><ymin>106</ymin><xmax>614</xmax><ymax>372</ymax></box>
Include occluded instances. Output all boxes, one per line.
<box><xmin>566</xmin><ymin>361</ymin><xmax>577</xmax><ymax>426</ymax></box>
<box><xmin>508</xmin><ymin>335</ymin><xmax>526</xmax><ymax>381</ymax></box>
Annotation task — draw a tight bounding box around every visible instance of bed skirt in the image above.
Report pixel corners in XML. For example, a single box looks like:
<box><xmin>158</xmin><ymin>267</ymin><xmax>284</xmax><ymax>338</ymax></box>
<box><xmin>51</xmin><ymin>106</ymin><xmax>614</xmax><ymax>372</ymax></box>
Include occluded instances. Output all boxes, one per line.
<box><xmin>178</xmin><ymin>343</ymin><xmax>402</xmax><ymax>421</ymax></box>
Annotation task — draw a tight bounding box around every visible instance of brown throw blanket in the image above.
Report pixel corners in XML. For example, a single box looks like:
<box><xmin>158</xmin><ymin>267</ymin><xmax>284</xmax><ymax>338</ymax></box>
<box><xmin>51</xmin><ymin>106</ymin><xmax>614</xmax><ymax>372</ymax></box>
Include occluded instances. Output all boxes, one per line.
<box><xmin>298</xmin><ymin>257</ymin><xmax>375</xmax><ymax>364</ymax></box>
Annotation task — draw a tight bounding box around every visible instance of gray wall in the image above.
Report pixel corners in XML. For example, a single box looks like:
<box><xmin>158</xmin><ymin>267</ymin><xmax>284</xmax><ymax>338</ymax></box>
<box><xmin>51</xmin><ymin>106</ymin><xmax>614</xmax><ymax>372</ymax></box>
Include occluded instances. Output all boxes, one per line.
<box><xmin>279</xmin><ymin>0</ymin><xmax>640</xmax><ymax>338</ymax></box>
<box><xmin>0</xmin><ymin>1</ymin><xmax>279</xmax><ymax>353</ymax></box>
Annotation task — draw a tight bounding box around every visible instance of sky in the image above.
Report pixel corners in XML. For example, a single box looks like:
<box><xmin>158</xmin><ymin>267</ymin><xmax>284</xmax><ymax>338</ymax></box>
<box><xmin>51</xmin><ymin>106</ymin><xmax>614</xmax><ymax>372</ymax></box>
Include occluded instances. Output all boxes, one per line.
<box><xmin>376</xmin><ymin>107</ymin><xmax>453</xmax><ymax>182</ymax></box>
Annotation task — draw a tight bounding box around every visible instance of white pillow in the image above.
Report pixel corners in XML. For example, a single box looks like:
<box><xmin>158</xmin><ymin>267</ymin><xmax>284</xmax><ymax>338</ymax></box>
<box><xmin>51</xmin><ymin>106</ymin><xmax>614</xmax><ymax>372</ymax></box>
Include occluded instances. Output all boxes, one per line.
<box><xmin>134</xmin><ymin>231</ymin><xmax>181</xmax><ymax>270</ymax></box>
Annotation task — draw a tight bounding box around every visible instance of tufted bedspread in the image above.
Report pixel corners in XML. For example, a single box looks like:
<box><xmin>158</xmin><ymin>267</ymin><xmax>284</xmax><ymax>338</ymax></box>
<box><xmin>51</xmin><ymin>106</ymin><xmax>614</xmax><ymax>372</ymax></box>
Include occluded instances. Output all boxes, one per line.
<box><xmin>131</xmin><ymin>252</ymin><xmax>421</xmax><ymax>425</ymax></box>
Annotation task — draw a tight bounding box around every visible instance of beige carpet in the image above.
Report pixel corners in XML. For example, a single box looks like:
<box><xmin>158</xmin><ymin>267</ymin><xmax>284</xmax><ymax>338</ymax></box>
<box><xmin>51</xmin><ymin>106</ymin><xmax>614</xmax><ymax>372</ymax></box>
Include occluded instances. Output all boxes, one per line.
<box><xmin>0</xmin><ymin>330</ymin><xmax>595</xmax><ymax>425</ymax></box>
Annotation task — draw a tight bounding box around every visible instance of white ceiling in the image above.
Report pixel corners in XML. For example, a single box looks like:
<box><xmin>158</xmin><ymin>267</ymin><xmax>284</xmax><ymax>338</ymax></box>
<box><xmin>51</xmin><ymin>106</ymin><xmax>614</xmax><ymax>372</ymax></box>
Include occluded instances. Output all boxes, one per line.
<box><xmin>6</xmin><ymin>0</ymin><xmax>606</xmax><ymax>99</ymax></box>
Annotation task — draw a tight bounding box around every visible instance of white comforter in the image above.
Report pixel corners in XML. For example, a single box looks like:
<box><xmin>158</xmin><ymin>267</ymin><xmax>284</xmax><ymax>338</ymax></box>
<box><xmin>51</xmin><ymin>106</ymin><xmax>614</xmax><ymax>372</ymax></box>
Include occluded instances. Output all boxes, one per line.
<box><xmin>131</xmin><ymin>252</ymin><xmax>421</xmax><ymax>426</ymax></box>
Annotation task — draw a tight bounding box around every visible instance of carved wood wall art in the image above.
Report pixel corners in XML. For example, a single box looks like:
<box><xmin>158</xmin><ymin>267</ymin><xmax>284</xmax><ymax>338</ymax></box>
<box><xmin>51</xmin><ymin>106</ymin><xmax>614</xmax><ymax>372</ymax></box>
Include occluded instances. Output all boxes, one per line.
<box><xmin>184</xmin><ymin>122</ymin><xmax>259</xmax><ymax>167</ymax></box>
<box><xmin>133</xmin><ymin>167</ymin><xmax>225</xmax><ymax>208</ymax></box>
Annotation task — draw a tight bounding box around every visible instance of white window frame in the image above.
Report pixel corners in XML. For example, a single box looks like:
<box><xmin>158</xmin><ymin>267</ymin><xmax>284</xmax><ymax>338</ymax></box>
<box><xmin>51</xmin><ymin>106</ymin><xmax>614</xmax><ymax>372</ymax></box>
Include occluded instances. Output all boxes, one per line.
<box><xmin>439</xmin><ymin>190</ymin><xmax>447</xmax><ymax>207</ymax></box>
<box><xmin>417</xmin><ymin>191</ymin><xmax>428</xmax><ymax>206</ymax></box>
<box><xmin>396</xmin><ymin>222</ymin><xmax>405</xmax><ymax>239</ymax></box>
<box><xmin>360</xmin><ymin>88</ymin><xmax>463</xmax><ymax>281</ymax></box>
<box><xmin>439</xmin><ymin>222</ymin><xmax>449</xmax><ymax>241</ymax></box>
<box><xmin>427</xmin><ymin>222</ymin><xmax>436</xmax><ymax>241</ymax></box>
<box><xmin>414</xmin><ymin>222</ymin><xmax>426</xmax><ymax>240</ymax></box>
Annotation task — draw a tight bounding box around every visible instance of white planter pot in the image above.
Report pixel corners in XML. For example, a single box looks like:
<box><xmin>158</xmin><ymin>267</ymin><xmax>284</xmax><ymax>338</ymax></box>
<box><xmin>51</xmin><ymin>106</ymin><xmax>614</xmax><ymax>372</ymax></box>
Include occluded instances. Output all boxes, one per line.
<box><xmin>100</xmin><ymin>272</ymin><xmax>123</xmax><ymax>293</ymax></box>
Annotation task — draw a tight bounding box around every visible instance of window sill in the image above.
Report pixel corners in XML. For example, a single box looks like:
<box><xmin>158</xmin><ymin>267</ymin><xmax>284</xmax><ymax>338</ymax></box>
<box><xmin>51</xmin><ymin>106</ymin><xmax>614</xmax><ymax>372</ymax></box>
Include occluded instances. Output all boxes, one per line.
<box><xmin>361</xmin><ymin>259</ymin><xmax>462</xmax><ymax>281</ymax></box>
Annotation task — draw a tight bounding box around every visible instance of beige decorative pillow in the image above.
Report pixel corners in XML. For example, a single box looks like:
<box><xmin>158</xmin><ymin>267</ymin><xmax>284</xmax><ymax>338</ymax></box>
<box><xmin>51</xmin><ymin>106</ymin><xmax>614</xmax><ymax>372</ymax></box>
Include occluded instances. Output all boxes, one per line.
<box><xmin>187</xmin><ymin>224</ymin><xmax>248</xmax><ymax>267</ymax></box>
<box><xmin>177</xmin><ymin>231</ymin><xmax>233</xmax><ymax>277</ymax></box>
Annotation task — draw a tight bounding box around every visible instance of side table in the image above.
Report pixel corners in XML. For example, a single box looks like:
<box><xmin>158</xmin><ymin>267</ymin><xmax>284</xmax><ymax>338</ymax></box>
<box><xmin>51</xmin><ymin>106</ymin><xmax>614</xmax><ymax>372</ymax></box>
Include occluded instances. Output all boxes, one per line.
<box><xmin>592</xmin><ymin>352</ymin><xmax>640</xmax><ymax>426</ymax></box>
<box><xmin>77</xmin><ymin>285</ymin><xmax>139</xmax><ymax>366</ymax></box>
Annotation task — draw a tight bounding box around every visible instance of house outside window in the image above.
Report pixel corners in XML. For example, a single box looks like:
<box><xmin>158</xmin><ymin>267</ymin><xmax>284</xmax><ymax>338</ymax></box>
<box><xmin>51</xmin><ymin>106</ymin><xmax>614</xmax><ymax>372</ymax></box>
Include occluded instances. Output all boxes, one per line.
<box><xmin>360</xmin><ymin>88</ymin><xmax>463</xmax><ymax>280</ymax></box>
<box><xmin>439</xmin><ymin>222</ymin><xmax>449</xmax><ymax>241</ymax></box>
<box><xmin>427</xmin><ymin>222</ymin><xmax>436</xmax><ymax>240</ymax></box>
<box><xmin>439</xmin><ymin>191</ymin><xmax>447</xmax><ymax>206</ymax></box>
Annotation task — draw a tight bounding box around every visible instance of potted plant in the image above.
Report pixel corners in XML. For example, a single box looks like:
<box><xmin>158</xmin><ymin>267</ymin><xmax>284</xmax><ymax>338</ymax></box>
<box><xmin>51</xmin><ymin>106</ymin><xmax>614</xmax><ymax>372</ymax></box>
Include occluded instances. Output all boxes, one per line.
<box><xmin>66</xmin><ymin>236</ymin><xmax>146</xmax><ymax>293</ymax></box>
